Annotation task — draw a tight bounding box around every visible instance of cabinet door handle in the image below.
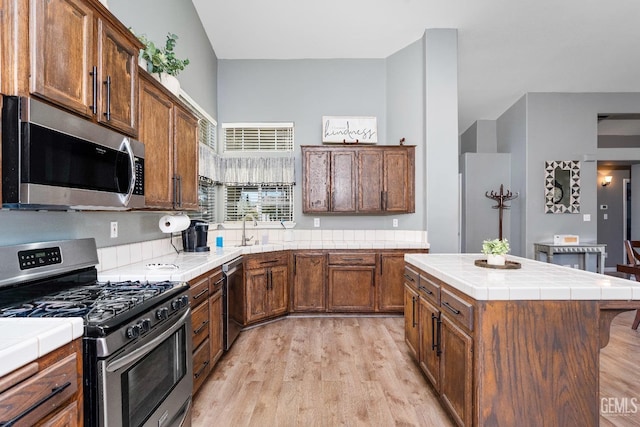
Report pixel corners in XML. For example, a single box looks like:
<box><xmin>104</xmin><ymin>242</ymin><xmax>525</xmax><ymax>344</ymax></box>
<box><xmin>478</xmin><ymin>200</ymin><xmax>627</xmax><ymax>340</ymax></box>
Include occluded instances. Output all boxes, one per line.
<box><xmin>193</xmin><ymin>320</ymin><xmax>209</xmax><ymax>335</ymax></box>
<box><xmin>269</xmin><ymin>270</ymin><xmax>273</xmax><ymax>290</ymax></box>
<box><xmin>192</xmin><ymin>289</ymin><xmax>208</xmax><ymax>300</ymax></box>
<box><xmin>90</xmin><ymin>66</ymin><xmax>97</xmax><ymax>114</ymax></box>
<box><xmin>380</xmin><ymin>191</ymin><xmax>384</xmax><ymax>210</ymax></box>
<box><xmin>194</xmin><ymin>361</ymin><xmax>210</xmax><ymax>379</ymax></box>
<box><xmin>177</xmin><ymin>176</ymin><xmax>182</xmax><ymax>207</ymax></box>
<box><xmin>435</xmin><ymin>315</ymin><xmax>442</xmax><ymax>355</ymax></box>
<box><xmin>442</xmin><ymin>301</ymin><xmax>461</xmax><ymax>315</ymax></box>
<box><xmin>0</xmin><ymin>381</ymin><xmax>71</xmax><ymax>426</ymax></box>
<box><xmin>103</xmin><ymin>75</ymin><xmax>111</xmax><ymax>120</ymax></box>
<box><xmin>293</xmin><ymin>255</ymin><xmax>297</xmax><ymax>275</ymax></box>
<box><xmin>411</xmin><ymin>296</ymin><xmax>417</xmax><ymax>328</ymax></box>
<box><xmin>380</xmin><ymin>255</ymin><xmax>383</xmax><ymax>275</ymax></box>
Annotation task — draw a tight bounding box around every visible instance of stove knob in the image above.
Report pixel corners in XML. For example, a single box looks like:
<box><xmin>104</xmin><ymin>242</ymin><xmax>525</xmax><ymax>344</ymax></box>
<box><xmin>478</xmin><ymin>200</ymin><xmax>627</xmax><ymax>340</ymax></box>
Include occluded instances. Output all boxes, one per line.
<box><xmin>156</xmin><ymin>307</ymin><xmax>169</xmax><ymax>320</ymax></box>
<box><xmin>181</xmin><ymin>295</ymin><xmax>189</xmax><ymax>307</ymax></box>
<box><xmin>140</xmin><ymin>318</ymin><xmax>151</xmax><ymax>333</ymax></box>
<box><xmin>171</xmin><ymin>299</ymin><xmax>181</xmax><ymax>310</ymax></box>
<box><xmin>126</xmin><ymin>324</ymin><xmax>141</xmax><ymax>339</ymax></box>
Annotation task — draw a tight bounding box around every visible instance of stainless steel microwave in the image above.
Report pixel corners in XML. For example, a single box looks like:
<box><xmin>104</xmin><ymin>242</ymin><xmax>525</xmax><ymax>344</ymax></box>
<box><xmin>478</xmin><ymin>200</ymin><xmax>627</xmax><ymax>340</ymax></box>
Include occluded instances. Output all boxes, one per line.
<box><xmin>1</xmin><ymin>96</ymin><xmax>144</xmax><ymax>210</ymax></box>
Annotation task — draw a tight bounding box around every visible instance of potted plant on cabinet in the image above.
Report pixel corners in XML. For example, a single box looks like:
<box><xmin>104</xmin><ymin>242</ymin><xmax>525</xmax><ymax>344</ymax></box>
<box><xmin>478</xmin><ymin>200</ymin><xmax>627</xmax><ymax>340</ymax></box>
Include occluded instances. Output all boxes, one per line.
<box><xmin>137</xmin><ymin>32</ymin><xmax>190</xmax><ymax>95</ymax></box>
<box><xmin>482</xmin><ymin>238</ymin><xmax>510</xmax><ymax>266</ymax></box>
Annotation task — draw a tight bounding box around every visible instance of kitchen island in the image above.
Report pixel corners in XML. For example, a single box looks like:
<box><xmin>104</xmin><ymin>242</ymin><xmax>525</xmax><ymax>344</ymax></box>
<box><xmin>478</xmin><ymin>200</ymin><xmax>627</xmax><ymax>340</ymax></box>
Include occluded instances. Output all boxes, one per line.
<box><xmin>404</xmin><ymin>253</ymin><xmax>640</xmax><ymax>427</ymax></box>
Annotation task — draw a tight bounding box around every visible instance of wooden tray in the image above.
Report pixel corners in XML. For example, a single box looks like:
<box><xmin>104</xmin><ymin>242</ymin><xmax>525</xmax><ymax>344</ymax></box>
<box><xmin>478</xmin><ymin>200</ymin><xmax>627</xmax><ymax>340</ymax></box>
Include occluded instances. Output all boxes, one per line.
<box><xmin>474</xmin><ymin>259</ymin><xmax>521</xmax><ymax>269</ymax></box>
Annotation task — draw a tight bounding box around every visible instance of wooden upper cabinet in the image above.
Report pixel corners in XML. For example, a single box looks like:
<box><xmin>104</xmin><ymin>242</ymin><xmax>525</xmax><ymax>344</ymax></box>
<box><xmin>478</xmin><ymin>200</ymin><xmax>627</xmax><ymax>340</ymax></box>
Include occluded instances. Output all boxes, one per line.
<box><xmin>384</xmin><ymin>147</ymin><xmax>415</xmax><ymax>213</ymax></box>
<box><xmin>139</xmin><ymin>75</ymin><xmax>173</xmax><ymax>209</ymax></box>
<box><xmin>29</xmin><ymin>0</ymin><xmax>141</xmax><ymax>136</ymax></box>
<box><xmin>30</xmin><ymin>0</ymin><xmax>94</xmax><ymax>117</ymax></box>
<box><xmin>331</xmin><ymin>150</ymin><xmax>357</xmax><ymax>212</ymax></box>
<box><xmin>174</xmin><ymin>105</ymin><xmax>199</xmax><ymax>210</ymax></box>
<box><xmin>358</xmin><ymin>149</ymin><xmax>384</xmax><ymax>212</ymax></box>
<box><xmin>302</xmin><ymin>145</ymin><xmax>415</xmax><ymax>214</ymax></box>
<box><xmin>138</xmin><ymin>73</ymin><xmax>198</xmax><ymax>211</ymax></box>
<box><xmin>96</xmin><ymin>17</ymin><xmax>138</xmax><ymax>135</ymax></box>
<box><xmin>302</xmin><ymin>150</ymin><xmax>330</xmax><ymax>212</ymax></box>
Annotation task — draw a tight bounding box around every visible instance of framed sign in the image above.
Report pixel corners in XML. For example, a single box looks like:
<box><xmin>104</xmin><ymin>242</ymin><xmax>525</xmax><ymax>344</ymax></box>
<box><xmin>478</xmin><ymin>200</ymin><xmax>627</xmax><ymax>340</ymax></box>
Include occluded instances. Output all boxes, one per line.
<box><xmin>322</xmin><ymin>116</ymin><xmax>377</xmax><ymax>143</ymax></box>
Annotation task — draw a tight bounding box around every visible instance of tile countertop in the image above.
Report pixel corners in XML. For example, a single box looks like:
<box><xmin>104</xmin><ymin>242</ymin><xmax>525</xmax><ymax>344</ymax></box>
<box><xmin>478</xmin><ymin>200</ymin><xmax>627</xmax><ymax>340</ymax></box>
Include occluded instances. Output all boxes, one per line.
<box><xmin>405</xmin><ymin>253</ymin><xmax>640</xmax><ymax>301</ymax></box>
<box><xmin>0</xmin><ymin>318</ymin><xmax>84</xmax><ymax>377</ymax></box>
<box><xmin>99</xmin><ymin>240</ymin><xmax>430</xmax><ymax>283</ymax></box>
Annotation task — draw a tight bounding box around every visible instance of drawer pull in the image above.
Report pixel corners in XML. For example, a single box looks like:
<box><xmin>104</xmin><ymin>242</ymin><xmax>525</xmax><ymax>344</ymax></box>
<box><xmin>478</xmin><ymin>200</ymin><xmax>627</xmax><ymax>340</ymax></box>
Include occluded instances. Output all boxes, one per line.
<box><xmin>193</xmin><ymin>289</ymin><xmax>208</xmax><ymax>300</ymax></box>
<box><xmin>342</xmin><ymin>257</ymin><xmax>363</xmax><ymax>262</ymax></box>
<box><xmin>0</xmin><ymin>381</ymin><xmax>71</xmax><ymax>426</ymax></box>
<box><xmin>259</xmin><ymin>260</ymin><xmax>279</xmax><ymax>265</ymax></box>
<box><xmin>194</xmin><ymin>320</ymin><xmax>209</xmax><ymax>335</ymax></box>
<box><xmin>403</xmin><ymin>274</ymin><xmax>415</xmax><ymax>282</ymax></box>
<box><xmin>419</xmin><ymin>286</ymin><xmax>433</xmax><ymax>295</ymax></box>
<box><xmin>442</xmin><ymin>301</ymin><xmax>461</xmax><ymax>315</ymax></box>
<box><xmin>193</xmin><ymin>361</ymin><xmax>210</xmax><ymax>379</ymax></box>
<box><xmin>214</xmin><ymin>278</ymin><xmax>224</xmax><ymax>287</ymax></box>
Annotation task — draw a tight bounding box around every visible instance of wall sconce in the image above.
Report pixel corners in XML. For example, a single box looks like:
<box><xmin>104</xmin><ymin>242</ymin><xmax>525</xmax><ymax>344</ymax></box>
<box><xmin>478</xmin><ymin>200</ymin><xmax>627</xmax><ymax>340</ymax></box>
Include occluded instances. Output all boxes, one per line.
<box><xmin>602</xmin><ymin>176</ymin><xmax>612</xmax><ymax>187</ymax></box>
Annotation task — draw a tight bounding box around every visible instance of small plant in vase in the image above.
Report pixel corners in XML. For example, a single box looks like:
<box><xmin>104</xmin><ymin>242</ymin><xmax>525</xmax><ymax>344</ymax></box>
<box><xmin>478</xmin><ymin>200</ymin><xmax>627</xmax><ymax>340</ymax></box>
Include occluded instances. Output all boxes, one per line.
<box><xmin>482</xmin><ymin>238</ymin><xmax>510</xmax><ymax>266</ymax></box>
<box><xmin>136</xmin><ymin>32</ymin><xmax>189</xmax><ymax>95</ymax></box>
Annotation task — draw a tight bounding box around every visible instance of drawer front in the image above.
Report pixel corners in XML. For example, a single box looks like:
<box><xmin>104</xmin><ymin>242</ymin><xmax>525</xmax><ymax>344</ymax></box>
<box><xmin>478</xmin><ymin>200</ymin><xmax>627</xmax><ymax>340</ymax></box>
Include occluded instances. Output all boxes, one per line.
<box><xmin>191</xmin><ymin>302</ymin><xmax>210</xmax><ymax>350</ymax></box>
<box><xmin>209</xmin><ymin>269</ymin><xmax>224</xmax><ymax>294</ymax></box>
<box><xmin>328</xmin><ymin>253</ymin><xmax>376</xmax><ymax>265</ymax></box>
<box><xmin>0</xmin><ymin>354</ymin><xmax>78</xmax><ymax>426</ymax></box>
<box><xmin>419</xmin><ymin>274</ymin><xmax>440</xmax><ymax>306</ymax></box>
<box><xmin>189</xmin><ymin>277</ymin><xmax>210</xmax><ymax>306</ymax></box>
<box><xmin>440</xmin><ymin>288</ymin><xmax>474</xmax><ymax>332</ymax></box>
<box><xmin>192</xmin><ymin>338</ymin><xmax>211</xmax><ymax>394</ymax></box>
<box><xmin>245</xmin><ymin>252</ymin><xmax>288</xmax><ymax>270</ymax></box>
<box><xmin>403</xmin><ymin>266</ymin><xmax>419</xmax><ymax>290</ymax></box>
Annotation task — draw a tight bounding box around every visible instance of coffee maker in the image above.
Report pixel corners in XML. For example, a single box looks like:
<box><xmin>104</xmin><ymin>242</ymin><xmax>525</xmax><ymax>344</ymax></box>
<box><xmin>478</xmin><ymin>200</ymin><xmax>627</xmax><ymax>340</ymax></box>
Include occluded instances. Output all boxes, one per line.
<box><xmin>181</xmin><ymin>220</ymin><xmax>210</xmax><ymax>252</ymax></box>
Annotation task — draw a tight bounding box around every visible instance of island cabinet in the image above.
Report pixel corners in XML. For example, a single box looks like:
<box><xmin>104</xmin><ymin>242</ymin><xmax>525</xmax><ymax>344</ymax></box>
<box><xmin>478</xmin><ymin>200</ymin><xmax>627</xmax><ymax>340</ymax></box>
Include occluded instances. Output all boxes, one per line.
<box><xmin>404</xmin><ymin>254</ymin><xmax>635</xmax><ymax>427</ymax></box>
<box><xmin>0</xmin><ymin>339</ymin><xmax>83</xmax><ymax>426</ymax></box>
<box><xmin>403</xmin><ymin>266</ymin><xmax>420</xmax><ymax>361</ymax></box>
<box><xmin>291</xmin><ymin>252</ymin><xmax>326</xmax><ymax>312</ymax></box>
<box><xmin>30</xmin><ymin>0</ymin><xmax>141</xmax><ymax>136</ymax></box>
<box><xmin>328</xmin><ymin>253</ymin><xmax>376</xmax><ymax>312</ymax></box>
<box><xmin>301</xmin><ymin>145</ymin><xmax>415</xmax><ymax>214</ymax></box>
<box><xmin>243</xmin><ymin>252</ymin><xmax>289</xmax><ymax>325</ymax></box>
<box><xmin>138</xmin><ymin>71</ymin><xmax>199</xmax><ymax>210</ymax></box>
<box><xmin>189</xmin><ymin>267</ymin><xmax>223</xmax><ymax>395</ymax></box>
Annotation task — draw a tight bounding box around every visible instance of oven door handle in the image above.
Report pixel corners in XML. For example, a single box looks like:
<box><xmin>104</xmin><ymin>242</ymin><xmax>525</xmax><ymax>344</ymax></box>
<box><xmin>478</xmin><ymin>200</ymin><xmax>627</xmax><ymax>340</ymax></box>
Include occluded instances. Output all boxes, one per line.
<box><xmin>106</xmin><ymin>308</ymin><xmax>191</xmax><ymax>373</ymax></box>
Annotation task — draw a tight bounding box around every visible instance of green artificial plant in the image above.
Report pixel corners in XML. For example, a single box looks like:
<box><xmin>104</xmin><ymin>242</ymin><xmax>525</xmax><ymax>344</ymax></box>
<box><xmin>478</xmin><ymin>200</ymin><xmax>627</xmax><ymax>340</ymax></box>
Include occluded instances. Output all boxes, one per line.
<box><xmin>481</xmin><ymin>238</ymin><xmax>510</xmax><ymax>256</ymax></box>
<box><xmin>138</xmin><ymin>32</ymin><xmax>190</xmax><ymax>77</ymax></box>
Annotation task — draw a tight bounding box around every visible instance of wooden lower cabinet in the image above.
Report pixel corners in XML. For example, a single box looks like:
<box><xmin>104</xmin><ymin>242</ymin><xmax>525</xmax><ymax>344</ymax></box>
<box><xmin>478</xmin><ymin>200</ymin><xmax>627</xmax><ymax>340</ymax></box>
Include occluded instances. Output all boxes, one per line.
<box><xmin>328</xmin><ymin>265</ymin><xmax>375</xmax><ymax>312</ymax></box>
<box><xmin>209</xmin><ymin>270</ymin><xmax>224</xmax><ymax>367</ymax></box>
<box><xmin>291</xmin><ymin>252</ymin><xmax>326</xmax><ymax>312</ymax></box>
<box><xmin>0</xmin><ymin>339</ymin><xmax>83</xmax><ymax>426</ymax></box>
<box><xmin>404</xmin><ymin>283</ymin><xmax>420</xmax><ymax>360</ymax></box>
<box><xmin>189</xmin><ymin>267</ymin><xmax>224</xmax><ymax>395</ymax></box>
<box><xmin>244</xmin><ymin>253</ymin><xmax>289</xmax><ymax>325</ymax></box>
<box><xmin>440</xmin><ymin>314</ymin><xmax>473</xmax><ymax>427</ymax></box>
<box><xmin>419</xmin><ymin>296</ymin><xmax>440</xmax><ymax>389</ymax></box>
<box><xmin>378</xmin><ymin>253</ymin><xmax>406</xmax><ymax>312</ymax></box>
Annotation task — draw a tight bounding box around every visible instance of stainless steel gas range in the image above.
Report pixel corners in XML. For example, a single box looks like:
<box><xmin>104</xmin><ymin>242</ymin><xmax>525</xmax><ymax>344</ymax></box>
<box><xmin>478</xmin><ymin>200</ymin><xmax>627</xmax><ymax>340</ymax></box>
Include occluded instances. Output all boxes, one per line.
<box><xmin>0</xmin><ymin>238</ymin><xmax>192</xmax><ymax>427</ymax></box>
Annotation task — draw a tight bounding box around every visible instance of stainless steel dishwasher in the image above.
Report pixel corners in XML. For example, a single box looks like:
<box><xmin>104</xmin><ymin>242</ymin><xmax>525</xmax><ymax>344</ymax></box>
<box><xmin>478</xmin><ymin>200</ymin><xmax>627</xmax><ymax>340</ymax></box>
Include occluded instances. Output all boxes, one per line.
<box><xmin>222</xmin><ymin>256</ymin><xmax>243</xmax><ymax>351</ymax></box>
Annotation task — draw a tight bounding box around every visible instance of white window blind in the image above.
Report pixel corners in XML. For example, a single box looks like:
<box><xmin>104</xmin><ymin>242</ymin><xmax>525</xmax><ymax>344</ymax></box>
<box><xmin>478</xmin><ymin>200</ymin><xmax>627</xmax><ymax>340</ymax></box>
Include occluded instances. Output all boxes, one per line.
<box><xmin>198</xmin><ymin>177</ymin><xmax>217</xmax><ymax>224</ymax></box>
<box><xmin>224</xmin><ymin>185</ymin><xmax>294</xmax><ymax>222</ymax></box>
<box><xmin>223</xmin><ymin>123</ymin><xmax>294</xmax><ymax>152</ymax></box>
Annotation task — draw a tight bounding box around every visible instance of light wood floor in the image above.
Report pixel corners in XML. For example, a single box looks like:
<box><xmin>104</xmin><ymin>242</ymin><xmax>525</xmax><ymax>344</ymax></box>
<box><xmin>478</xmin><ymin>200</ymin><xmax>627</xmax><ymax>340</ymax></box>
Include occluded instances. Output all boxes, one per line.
<box><xmin>193</xmin><ymin>312</ymin><xmax>640</xmax><ymax>427</ymax></box>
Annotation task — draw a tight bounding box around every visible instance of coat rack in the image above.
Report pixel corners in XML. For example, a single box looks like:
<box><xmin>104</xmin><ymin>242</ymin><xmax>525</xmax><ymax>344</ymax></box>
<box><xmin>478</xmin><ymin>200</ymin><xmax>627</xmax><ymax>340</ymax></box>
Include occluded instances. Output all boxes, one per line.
<box><xmin>485</xmin><ymin>184</ymin><xmax>519</xmax><ymax>240</ymax></box>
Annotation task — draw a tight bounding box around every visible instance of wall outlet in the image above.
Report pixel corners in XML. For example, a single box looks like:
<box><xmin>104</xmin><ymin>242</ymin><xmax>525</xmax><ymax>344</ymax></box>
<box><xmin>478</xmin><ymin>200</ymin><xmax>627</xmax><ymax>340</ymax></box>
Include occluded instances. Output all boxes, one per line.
<box><xmin>110</xmin><ymin>221</ymin><xmax>118</xmax><ymax>238</ymax></box>
<box><xmin>583</xmin><ymin>214</ymin><xmax>591</xmax><ymax>222</ymax></box>
<box><xmin>313</xmin><ymin>218</ymin><xmax>320</xmax><ymax>228</ymax></box>
<box><xmin>603</xmin><ymin>213</ymin><xmax>608</xmax><ymax>220</ymax></box>
<box><xmin>392</xmin><ymin>218</ymin><xmax>398</xmax><ymax>228</ymax></box>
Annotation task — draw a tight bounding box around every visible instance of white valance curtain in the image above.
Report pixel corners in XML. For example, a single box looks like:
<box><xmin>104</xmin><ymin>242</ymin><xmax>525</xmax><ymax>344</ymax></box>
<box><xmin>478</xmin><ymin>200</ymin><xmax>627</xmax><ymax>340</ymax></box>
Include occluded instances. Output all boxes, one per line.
<box><xmin>198</xmin><ymin>144</ymin><xmax>295</xmax><ymax>185</ymax></box>
<box><xmin>220</xmin><ymin>156</ymin><xmax>295</xmax><ymax>185</ymax></box>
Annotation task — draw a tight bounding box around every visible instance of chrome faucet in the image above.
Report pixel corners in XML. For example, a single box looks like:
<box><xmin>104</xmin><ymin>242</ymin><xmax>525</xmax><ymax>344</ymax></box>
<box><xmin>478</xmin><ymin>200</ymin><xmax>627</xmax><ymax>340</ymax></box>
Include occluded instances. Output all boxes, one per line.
<box><xmin>241</xmin><ymin>214</ymin><xmax>257</xmax><ymax>246</ymax></box>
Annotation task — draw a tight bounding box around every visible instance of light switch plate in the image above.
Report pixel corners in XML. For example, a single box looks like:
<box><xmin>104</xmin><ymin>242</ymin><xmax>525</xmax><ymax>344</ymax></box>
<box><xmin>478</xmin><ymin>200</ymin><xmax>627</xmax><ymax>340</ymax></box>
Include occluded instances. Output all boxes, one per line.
<box><xmin>313</xmin><ymin>218</ymin><xmax>320</xmax><ymax>227</ymax></box>
<box><xmin>110</xmin><ymin>221</ymin><xmax>118</xmax><ymax>238</ymax></box>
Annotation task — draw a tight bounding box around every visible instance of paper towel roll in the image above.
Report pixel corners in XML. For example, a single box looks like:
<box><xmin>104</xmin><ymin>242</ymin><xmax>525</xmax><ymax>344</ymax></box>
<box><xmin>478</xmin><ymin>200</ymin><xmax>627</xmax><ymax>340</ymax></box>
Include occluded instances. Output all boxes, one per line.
<box><xmin>159</xmin><ymin>214</ymin><xmax>190</xmax><ymax>233</ymax></box>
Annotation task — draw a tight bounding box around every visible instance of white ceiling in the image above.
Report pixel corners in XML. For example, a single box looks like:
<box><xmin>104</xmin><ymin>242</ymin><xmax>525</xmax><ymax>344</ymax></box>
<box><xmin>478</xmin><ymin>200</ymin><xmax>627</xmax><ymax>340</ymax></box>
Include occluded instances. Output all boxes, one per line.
<box><xmin>192</xmin><ymin>0</ymin><xmax>640</xmax><ymax>133</ymax></box>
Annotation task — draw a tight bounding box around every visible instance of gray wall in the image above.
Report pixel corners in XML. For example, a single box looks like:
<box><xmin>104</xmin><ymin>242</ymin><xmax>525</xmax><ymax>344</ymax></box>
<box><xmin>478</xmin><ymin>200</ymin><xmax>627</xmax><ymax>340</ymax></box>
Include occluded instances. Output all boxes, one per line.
<box><xmin>460</xmin><ymin>120</ymin><xmax>497</xmax><ymax>154</ymax></box>
<box><xmin>109</xmin><ymin>0</ymin><xmax>218</xmax><ymax>118</ymax></box>
<box><xmin>424</xmin><ymin>29</ymin><xmax>459</xmax><ymax>253</ymax></box>
<box><xmin>218</xmin><ymin>57</ymin><xmax>425</xmax><ymax>230</ymax></box>
<box><xmin>0</xmin><ymin>0</ymin><xmax>218</xmax><ymax>249</ymax></box>
<box><xmin>496</xmin><ymin>95</ymin><xmax>527</xmax><ymax>256</ymax></box>
<box><xmin>386</xmin><ymin>39</ymin><xmax>426</xmax><ymax>229</ymax></box>
<box><xmin>633</xmin><ymin>164</ymin><xmax>640</xmax><ymax>240</ymax></box>
<box><xmin>498</xmin><ymin>92</ymin><xmax>640</xmax><ymax>263</ymax></box>
<box><xmin>597</xmin><ymin>167</ymin><xmax>630</xmax><ymax>267</ymax></box>
<box><xmin>460</xmin><ymin>153</ymin><xmax>512</xmax><ymax>253</ymax></box>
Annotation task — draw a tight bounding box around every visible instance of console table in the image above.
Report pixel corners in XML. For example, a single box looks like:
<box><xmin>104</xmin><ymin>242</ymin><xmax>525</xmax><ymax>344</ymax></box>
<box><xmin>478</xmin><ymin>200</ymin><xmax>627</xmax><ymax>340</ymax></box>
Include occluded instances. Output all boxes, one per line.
<box><xmin>534</xmin><ymin>242</ymin><xmax>606</xmax><ymax>274</ymax></box>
